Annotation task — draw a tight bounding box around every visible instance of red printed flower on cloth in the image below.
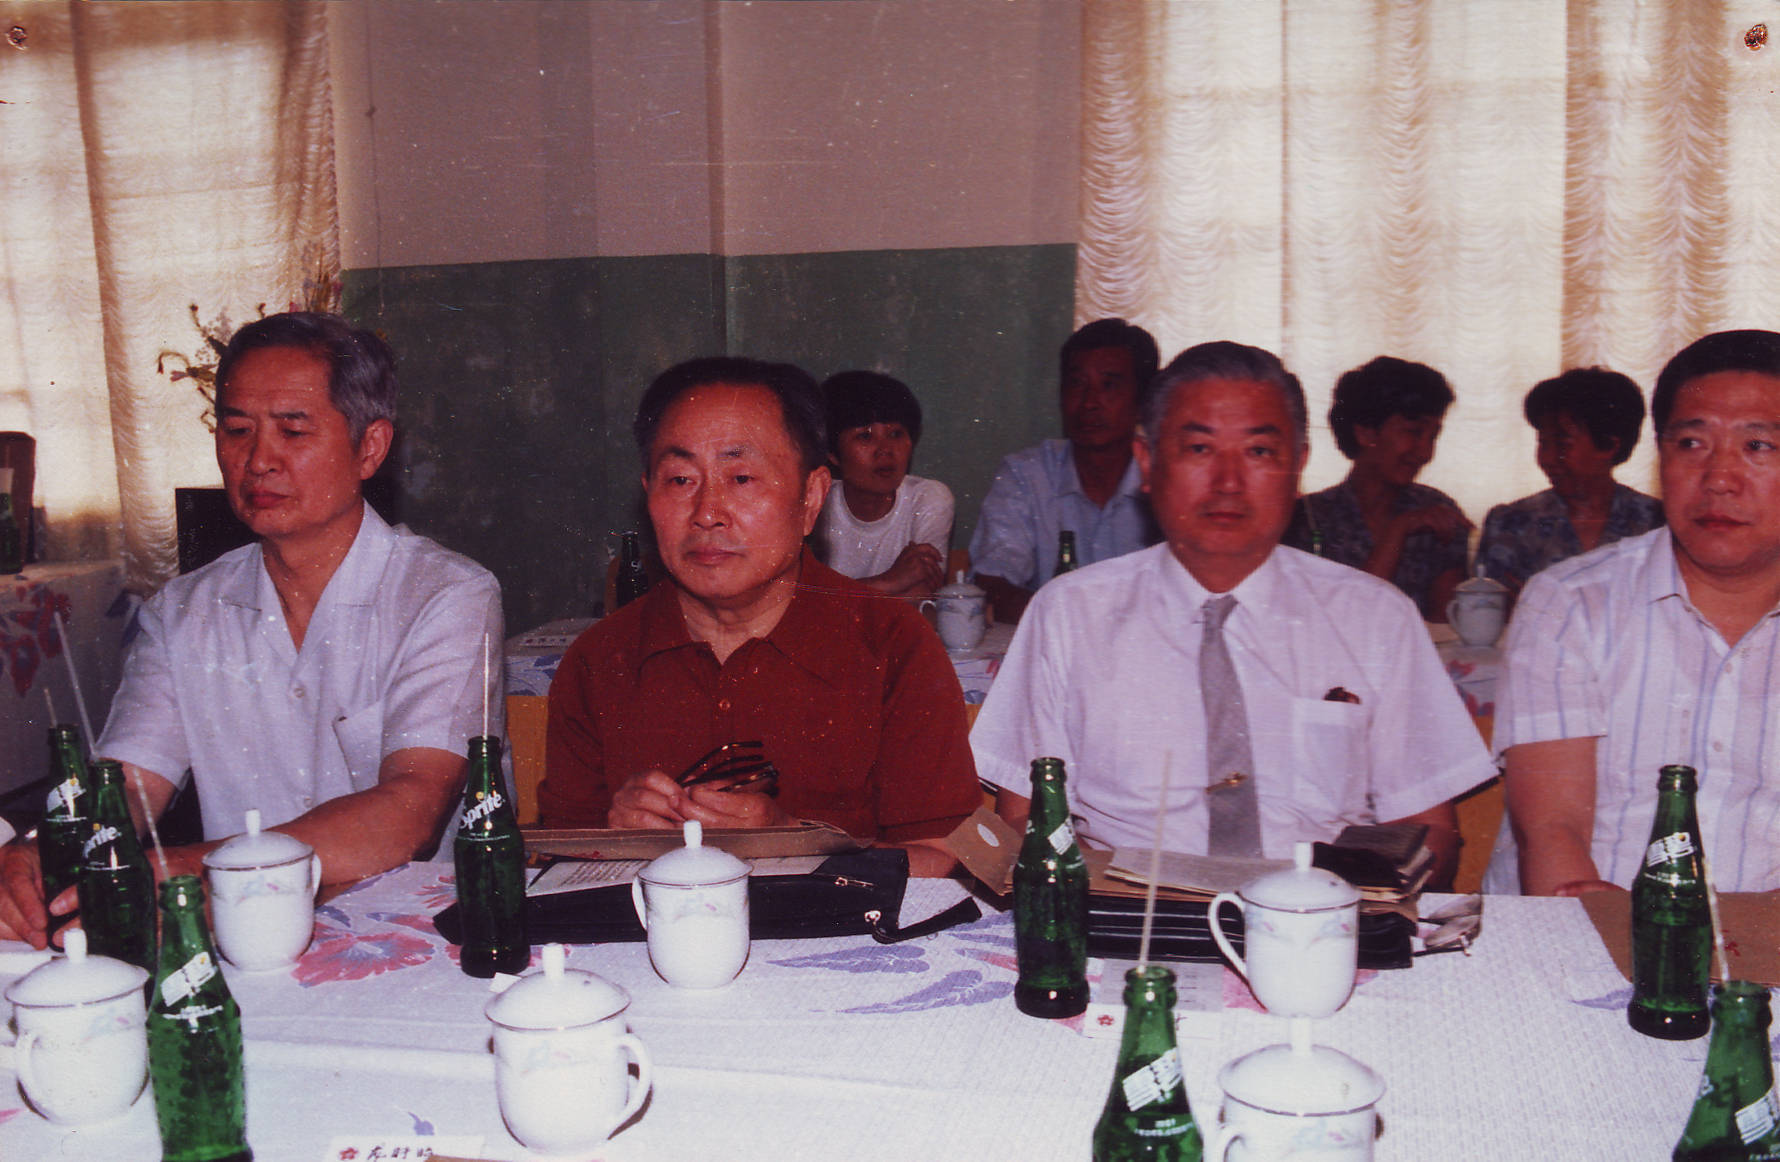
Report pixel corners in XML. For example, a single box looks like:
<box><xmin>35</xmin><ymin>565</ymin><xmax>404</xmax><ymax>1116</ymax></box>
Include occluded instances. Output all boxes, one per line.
<box><xmin>0</xmin><ymin>582</ymin><xmax>69</xmax><ymax>696</ymax></box>
<box><xmin>293</xmin><ymin>917</ymin><xmax>436</xmax><ymax>986</ymax></box>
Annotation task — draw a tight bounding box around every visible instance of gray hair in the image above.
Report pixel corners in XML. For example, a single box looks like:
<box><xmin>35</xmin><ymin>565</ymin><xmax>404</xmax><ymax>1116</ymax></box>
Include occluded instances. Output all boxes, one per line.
<box><xmin>215</xmin><ymin>312</ymin><xmax>397</xmax><ymax>444</ymax></box>
<box><xmin>1141</xmin><ymin>341</ymin><xmax>1308</xmax><ymax>450</ymax></box>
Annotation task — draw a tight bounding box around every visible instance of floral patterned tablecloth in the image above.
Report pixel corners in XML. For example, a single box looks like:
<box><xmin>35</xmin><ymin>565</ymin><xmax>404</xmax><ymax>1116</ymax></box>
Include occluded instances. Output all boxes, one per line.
<box><xmin>0</xmin><ymin>863</ymin><xmax>1724</xmax><ymax>1160</ymax></box>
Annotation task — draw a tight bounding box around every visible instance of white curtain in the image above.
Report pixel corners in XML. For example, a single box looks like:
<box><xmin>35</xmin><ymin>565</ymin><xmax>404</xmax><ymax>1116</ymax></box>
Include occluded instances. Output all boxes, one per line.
<box><xmin>1079</xmin><ymin>0</ymin><xmax>1780</xmax><ymax>518</ymax></box>
<box><xmin>0</xmin><ymin>1</ymin><xmax>337</xmax><ymax>591</ymax></box>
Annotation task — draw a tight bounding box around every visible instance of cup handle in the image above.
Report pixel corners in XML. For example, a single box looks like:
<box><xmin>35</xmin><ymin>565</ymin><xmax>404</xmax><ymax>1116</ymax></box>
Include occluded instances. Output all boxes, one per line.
<box><xmin>310</xmin><ymin>853</ymin><xmax>324</xmax><ymax>899</ymax></box>
<box><xmin>1445</xmin><ymin>597</ymin><xmax>1461</xmax><ymax>626</ymax></box>
<box><xmin>614</xmin><ymin>1032</ymin><xmax>652</xmax><ymax>1132</ymax></box>
<box><xmin>1207</xmin><ymin>1125</ymin><xmax>1241</xmax><ymax>1161</ymax></box>
<box><xmin>1208</xmin><ymin>891</ymin><xmax>1247</xmax><ymax>981</ymax></box>
<box><xmin>14</xmin><ymin>1030</ymin><xmax>40</xmax><ymax>1102</ymax></box>
<box><xmin>917</xmin><ymin>599</ymin><xmax>936</xmax><ymax>615</ymax></box>
<box><xmin>630</xmin><ymin>879</ymin><xmax>648</xmax><ymax>931</ymax></box>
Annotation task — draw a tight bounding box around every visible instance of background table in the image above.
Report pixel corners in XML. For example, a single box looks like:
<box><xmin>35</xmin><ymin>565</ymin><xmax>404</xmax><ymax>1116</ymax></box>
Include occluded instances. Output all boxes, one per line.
<box><xmin>0</xmin><ymin>865</ymin><xmax>1728</xmax><ymax>1160</ymax></box>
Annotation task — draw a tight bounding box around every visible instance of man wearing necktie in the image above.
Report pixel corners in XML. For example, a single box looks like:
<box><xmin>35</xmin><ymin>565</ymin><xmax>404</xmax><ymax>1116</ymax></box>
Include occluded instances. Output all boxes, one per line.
<box><xmin>971</xmin><ymin>341</ymin><xmax>1493</xmax><ymax>884</ymax></box>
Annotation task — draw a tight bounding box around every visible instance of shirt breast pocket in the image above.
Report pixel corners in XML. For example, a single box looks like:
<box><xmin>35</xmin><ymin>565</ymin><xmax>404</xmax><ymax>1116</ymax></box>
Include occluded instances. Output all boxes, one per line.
<box><xmin>1289</xmin><ymin>697</ymin><xmax>1369</xmax><ymax>814</ymax></box>
<box><xmin>331</xmin><ymin>702</ymin><xmax>385</xmax><ymax>788</ymax></box>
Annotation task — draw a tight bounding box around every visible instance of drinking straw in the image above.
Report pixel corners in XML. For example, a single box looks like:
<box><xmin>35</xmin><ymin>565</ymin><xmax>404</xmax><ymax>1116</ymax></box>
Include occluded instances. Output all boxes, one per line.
<box><xmin>1136</xmin><ymin>752</ymin><xmax>1174</xmax><ymax>971</ymax></box>
<box><xmin>56</xmin><ymin>607</ymin><xmax>168</xmax><ymax>878</ymax></box>
<box><xmin>43</xmin><ymin>687</ymin><xmax>57</xmax><ymax>726</ymax></box>
<box><xmin>1700</xmin><ymin>845</ymin><xmax>1729</xmax><ymax>984</ymax></box>
<box><xmin>482</xmin><ymin>632</ymin><xmax>490</xmax><ymax>739</ymax></box>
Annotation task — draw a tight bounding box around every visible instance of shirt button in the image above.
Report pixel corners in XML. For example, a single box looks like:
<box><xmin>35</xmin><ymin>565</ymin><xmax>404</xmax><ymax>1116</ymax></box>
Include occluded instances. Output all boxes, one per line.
<box><xmin>292</xmin><ymin>686</ymin><xmax>306</xmax><ymax>700</ymax></box>
<box><xmin>716</xmin><ymin>698</ymin><xmax>732</xmax><ymax>712</ymax></box>
<box><xmin>301</xmin><ymin>796</ymin><xmax>314</xmax><ymax>808</ymax></box>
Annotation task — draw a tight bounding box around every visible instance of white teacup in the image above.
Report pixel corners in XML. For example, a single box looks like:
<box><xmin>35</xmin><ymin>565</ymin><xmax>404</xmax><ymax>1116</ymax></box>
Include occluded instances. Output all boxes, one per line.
<box><xmin>1446</xmin><ymin>569</ymin><xmax>1509</xmax><ymax>647</ymax></box>
<box><xmin>486</xmin><ymin>943</ymin><xmax>651</xmax><ymax>1153</ymax></box>
<box><xmin>1209</xmin><ymin>1042</ymin><xmax>1383</xmax><ymax>1161</ymax></box>
<box><xmin>631</xmin><ymin>821</ymin><xmax>750</xmax><ymax>989</ymax></box>
<box><xmin>5</xmin><ymin>928</ymin><xmax>150</xmax><ymax>1126</ymax></box>
<box><xmin>1210</xmin><ymin>842</ymin><xmax>1359</xmax><ymax>1019</ymax></box>
<box><xmin>202</xmin><ymin>809</ymin><xmax>322</xmax><ymax>972</ymax></box>
<box><xmin>928</xmin><ymin>572</ymin><xmax>987</xmax><ymax>652</ymax></box>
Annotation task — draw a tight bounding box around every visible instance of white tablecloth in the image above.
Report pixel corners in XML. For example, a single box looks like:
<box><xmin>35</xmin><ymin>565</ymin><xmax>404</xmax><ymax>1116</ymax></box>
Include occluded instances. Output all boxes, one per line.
<box><xmin>0</xmin><ymin>867</ymin><xmax>1725</xmax><ymax>1160</ymax></box>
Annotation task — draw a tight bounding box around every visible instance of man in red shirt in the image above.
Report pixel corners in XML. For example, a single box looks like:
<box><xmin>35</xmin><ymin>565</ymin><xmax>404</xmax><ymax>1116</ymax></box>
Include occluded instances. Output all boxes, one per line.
<box><xmin>540</xmin><ymin>358</ymin><xmax>980</xmax><ymax>875</ymax></box>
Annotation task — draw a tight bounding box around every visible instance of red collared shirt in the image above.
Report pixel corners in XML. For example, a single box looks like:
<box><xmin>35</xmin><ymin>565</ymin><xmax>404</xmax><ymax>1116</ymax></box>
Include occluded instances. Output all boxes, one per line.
<box><xmin>541</xmin><ymin>552</ymin><xmax>980</xmax><ymax>842</ymax></box>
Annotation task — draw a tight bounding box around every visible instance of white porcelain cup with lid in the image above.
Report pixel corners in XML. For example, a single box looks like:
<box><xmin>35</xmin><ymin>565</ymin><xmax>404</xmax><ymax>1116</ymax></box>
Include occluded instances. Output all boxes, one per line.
<box><xmin>1446</xmin><ymin>564</ymin><xmax>1509</xmax><ymax>647</ymax></box>
<box><xmin>1208</xmin><ymin>1042</ymin><xmax>1384</xmax><ymax>1160</ymax></box>
<box><xmin>630</xmin><ymin>819</ymin><xmax>750</xmax><ymax>989</ymax></box>
<box><xmin>485</xmin><ymin>942</ymin><xmax>652</xmax><ymax>1153</ymax></box>
<box><xmin>201</xmin><ymin>808</ymin><xmax>322</xmax><ymax>972</ymax></box>
<box><xmin>930</xmin><ymin>571</ymin><xmax>987</xmax><ymax>652</ymax></box>
<box><xmin>1210</xmin><ymin>842</ymin><xmax>1360</xmax><ymax>1019</ymax></box>
<box><xmin>4</xmin><ymin>927</ymin><xmax>150</xmax><ymax>1125</ymax></box>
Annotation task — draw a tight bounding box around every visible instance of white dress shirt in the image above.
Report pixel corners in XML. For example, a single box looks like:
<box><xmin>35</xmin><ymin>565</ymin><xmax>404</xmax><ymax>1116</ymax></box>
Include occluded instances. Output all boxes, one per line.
<box><xmin>817</xmin><ymin>474</ymin><xmax>954</xmax><ymax>580</ymax></box>
<box><xmin>966</xmin><ymin>439</ymin><xmax>1152</xmax><ymax>589</ymax></box>
<box><xmin>971</xmin><ymin>543</ymin><xmax>1494</xmax><ymax>855</ymax></box>
<box><xmin>99</xmin><ymin>504</ymin><xmax>503</xmax><ymax>840</ymax></box>
<box><xmin>1494</xmin><ymin>529</ymin><xmax>1780</xmax><ymax>891</ymax></box>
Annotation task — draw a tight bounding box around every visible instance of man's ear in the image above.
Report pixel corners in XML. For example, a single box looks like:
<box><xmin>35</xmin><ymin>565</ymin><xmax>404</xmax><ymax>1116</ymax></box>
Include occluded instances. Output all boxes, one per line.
<box><xmin>801</xmin><ymin>465</ymin><xmax>832</xmax><ymax>536</ymax></box>
<box><xmin>1133</xmin><ymin>430</ymin><xmax>1152</xmax><ymax>495</ymax></box>
<box><xmin>355</xmin><ymin>418</ymin><xmax>395</xmax><ymax>480</ymax></box>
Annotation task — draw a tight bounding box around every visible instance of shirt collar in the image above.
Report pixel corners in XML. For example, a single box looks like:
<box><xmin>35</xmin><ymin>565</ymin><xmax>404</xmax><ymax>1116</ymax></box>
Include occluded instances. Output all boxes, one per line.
<box><xmin>1057</xmin><ymin>442</ymin><xmax>1144</xmax><ymax>502</ymax></box>
<box><xmin>1641</xmin><ymin>530</ymin><xmax>1688</xmax><ymax>606</ymax></box>
<box><xmin>636</xmin><ymin>548</ymin><xmax>858</xmax><ymax>687</ymax></box>
<box><xmin>220</xmin><ymin>501</ymin><xmax>394</xmax><ymax>610</ymax></box>
<box><xmin>1152</xmin><ymin>542</ymin><xmax>1283</xmax><ymax>624</ymax></box>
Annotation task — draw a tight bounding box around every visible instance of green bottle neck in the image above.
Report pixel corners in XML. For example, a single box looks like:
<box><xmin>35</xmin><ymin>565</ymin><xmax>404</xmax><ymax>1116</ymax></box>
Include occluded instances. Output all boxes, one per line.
<box><xmin>1027</xmin><ymin>770</ymin><xmax>1071</xmax><ymax>833</ymax></box>
<box><xmin>1118</xmin><ymin>968</ymin><xmax>1182</xmax><ymax>1060</ymax></box>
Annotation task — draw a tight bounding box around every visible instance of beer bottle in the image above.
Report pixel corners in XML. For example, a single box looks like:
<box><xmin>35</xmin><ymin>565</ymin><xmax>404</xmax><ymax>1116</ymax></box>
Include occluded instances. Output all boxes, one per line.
<box><xmin>1673</xmin><ymin>980</ymin><xmax>1780</xmax><ymax>1161</ymax></box>
<box><xmin>38</xmin><ymin>724</ymin><xmax>92</xmax><ymax>914</ymax></box>
<box><xmin>1013</xmin><ymin>756</ymin><xmax>1089</xmax><ymax>1018</ymax></box>
<box><xmin>1630</xmin><ymin>764</ymin><xmax>1712</xmax><ymax>1040</ymax></box>
<box><xmin>1093</xmin><ymin>965</ymin><xmax>1204</xmax><ymax>1162</ymax></box>
<box><xmin>453</xmin><ymin>735</ymin><xmax>530</xmax><ymax>978</ymax></box>
<box><xmin>1054</xmin><ymin>530</ymin><xmax>1079</xmax><ymax>577</ymax></box>
<box><xmin>615</xmin><ymin>530</ymin><xmax>651</xmax><ymax>609</ymax></box>
<box><xmin>147</xmin><ymin>874</ymin><xmax>252</xmax><ymax>1162</ymax></box>
<box><xmin>78</xmin><ymin>759</ymin><xmax>155</xmax><ymax>974</ymax></box>
<box><xmin>0</xmin><ymin>487</ymin><xmax>23</xmax><ymax>574</ymax></box>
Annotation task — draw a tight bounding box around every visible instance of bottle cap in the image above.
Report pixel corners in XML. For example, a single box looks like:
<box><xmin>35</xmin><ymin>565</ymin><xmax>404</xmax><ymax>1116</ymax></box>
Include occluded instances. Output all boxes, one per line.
<box><xmin>1237</xmin><ymin>841</ymin><xmax>1359</xmax><ymax>912</ymax></box>
<box><xmin>3</xmin><ymin>928</ymin><xmax>149</xmax><ymax>1009</ymax></box>
<box><xmin>638</xmin><ymin>820</ymin><xmax>750</xmax><ymax>887</ymax></box>
<box><xmin>203</xmin><ymin>808</ymin><xmax>314</xmax><ymax>870</ymax></box>
<box><xmin>485</xmin><ymin>943</ymin><xmax>632</xmax><ymax>1031</ymax></box>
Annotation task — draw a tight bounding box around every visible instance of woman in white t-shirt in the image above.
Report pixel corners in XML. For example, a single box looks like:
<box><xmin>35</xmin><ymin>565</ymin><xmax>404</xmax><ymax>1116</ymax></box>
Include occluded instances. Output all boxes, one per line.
<box><xmin>816</xmin><ymin>370</ymin><xmax>954</xmax><ymax>599</ymax></box>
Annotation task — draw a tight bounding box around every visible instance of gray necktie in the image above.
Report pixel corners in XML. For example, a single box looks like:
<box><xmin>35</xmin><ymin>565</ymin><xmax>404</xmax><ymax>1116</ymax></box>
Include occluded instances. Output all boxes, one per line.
<box><xmin>1201</xmin><ymin>595</ymin><xmax>1262</xmax><ymax>857</ymax></box>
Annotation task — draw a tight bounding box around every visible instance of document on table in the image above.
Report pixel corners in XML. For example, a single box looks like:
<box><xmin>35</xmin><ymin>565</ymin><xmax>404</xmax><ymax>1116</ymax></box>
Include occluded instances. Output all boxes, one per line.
<box><xmin>526</xmin><ymin>855</ymin><xmax>827</xmax><ymax>897</ymax></box>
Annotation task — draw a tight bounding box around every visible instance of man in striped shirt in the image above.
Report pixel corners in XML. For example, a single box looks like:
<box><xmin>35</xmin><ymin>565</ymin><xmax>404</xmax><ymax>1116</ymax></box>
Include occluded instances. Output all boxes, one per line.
<box><xmin>1498</xmin><ymin>330</ymin><xmax>1780</xmax><ymax>895</ymax></box>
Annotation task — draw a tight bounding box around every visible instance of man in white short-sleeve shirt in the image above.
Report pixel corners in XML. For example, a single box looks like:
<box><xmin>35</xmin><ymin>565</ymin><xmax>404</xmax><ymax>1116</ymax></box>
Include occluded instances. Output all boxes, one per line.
<box><xmin>0</xmin><ymin>312</ymin><xmax>501</xmax><ymax>948</ymax></box>
<box><xmin>1498</xmin><ymin>330</ymin><xmax>1780</xmax><ymax>895</ymax></box>
<box><xmin>973</xmin><ymin>342</ymin><xmax>1492</xmax><ymax>881</ymax></box>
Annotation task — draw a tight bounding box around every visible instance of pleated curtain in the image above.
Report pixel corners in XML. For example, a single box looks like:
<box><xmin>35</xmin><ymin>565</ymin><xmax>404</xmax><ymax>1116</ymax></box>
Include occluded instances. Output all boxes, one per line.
<box><xmin>1078</xmin><ymin>0</ymin><xmax>1780</xmax><ymax>517</ymax></box>
<box><xmin>0</xmin><ymin>1</ymin><xmax>337</xmax><ymax>591</ymax></box>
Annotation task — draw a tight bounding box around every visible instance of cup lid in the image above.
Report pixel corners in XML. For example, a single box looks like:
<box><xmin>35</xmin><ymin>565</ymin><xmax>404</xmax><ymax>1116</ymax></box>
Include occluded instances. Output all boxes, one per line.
<box><xmin>639</xmin><ymin>820</ymin><xmax>749</xmax><ymax>886</ymax></box>
<box><xmin>203</xmin><ymin>808</ymin><xmax>313</xmax><ymax>869</ymax></box>
<box><xmin>1453</xmin><ymin>563</ymin><xmax>1508</xmax><ymax>594</ymax></box>
<box><xmin>1239</xmin><ymin>842</ymin><xmax>1359</xmax><ymax>911</ymax></box>
<box><xmin>485</xmin><ymin>944</ymin><xmax>631</xmax><ymax>1030</ymax></box>
<box><xmin>3</xmin><ymin>928</ymin><xmax>149</xmax><ymax>1008</ymax></box>
<box><xmin>936</xmin><ymin>571</ymin><xmax>984</xmax><ymax>598</ymax></box>
<box><xmin>1218</xmin><ymin>1043</ymin><xmax>1385</xmax><ymax>1115</ymax></box>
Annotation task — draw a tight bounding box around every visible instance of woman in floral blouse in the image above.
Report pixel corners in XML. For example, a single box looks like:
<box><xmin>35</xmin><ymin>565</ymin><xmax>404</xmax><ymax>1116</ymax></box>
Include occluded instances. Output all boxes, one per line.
<box><xmin>1475</xmin><ymin>367</ymin><xmax>1663</xmax><ymax>594</ymax></box>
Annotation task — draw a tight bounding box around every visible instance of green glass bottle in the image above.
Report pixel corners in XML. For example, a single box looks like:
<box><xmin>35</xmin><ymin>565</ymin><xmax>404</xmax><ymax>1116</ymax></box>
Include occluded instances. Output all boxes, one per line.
<box><xmin>0</xmin><ymin>491</ymin><xmax>23</xmax><ymax>574</ymax></box>
<box><xmin>77</xmin><ymin>759</ymin><xmax>155</xmax><ymax>974</ymax></box>
<box><xmin>453</xmin><ymin>735</ymin><xmax>530</xmax><ymax>978</ymax></box>
<box><xmin>1630</xmin><ymin>764</ymin><xmax>1712</xmax><ymax>1041</ymax></box>
<box><xmin>615</xmin><ymin>530</ymin><xmax>651</xmax><ymax>609</ymax></box>
<box><xmin>147</xmin><ymin>875</ymin><xmax>252</xmax><ymax>1162</ymax></box>
<box><xmin>1054</xmin><ymin>530</ymin><xmax>1080</xmax><ymax>577</ymax></box>
<box><xmin>1673</xmin><ymin>981</ymin><xmax>1780</xmax><ymax>1161</ymax></box>
<box><xmin>1093</xmin><ymin>966</ymin><xmax>1204</xmax><ymax>1162</ymax></box>
<box><xmin>38</xmin><ymin>724</ymin><xmax>92</xmax><ymax>916</ymax></box>
<box><xmin>1013</xmin><ymin>756</ymin><xmax>1089</xmax><ymax>1018</ymax></box>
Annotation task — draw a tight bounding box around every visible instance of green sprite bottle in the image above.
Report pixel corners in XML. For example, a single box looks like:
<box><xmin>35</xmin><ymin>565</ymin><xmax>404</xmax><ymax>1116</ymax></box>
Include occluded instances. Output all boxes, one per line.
<box><xmin>615</xmin><ymin>530</ymin><xmax>651</xmax><ymax>610</ymax></box>
<box><xmin>77</xmin><ymin>759</ymin><xmax>155</xmax><ymax>975</ymax></box>
<box><xmin>0</xmin><ymin>488</ymin><xmax>24</xmax><ymax>574</ymax></box>
<box><xmin>453</xmin><ymin>735</ymin><xmax>530</xmax><ymax>978</ymax></box>
<box><xmin>1054</xmin><ymin>530</ymin><xmax>1080</xmax><ymax>577</ymax></box>
<box><xmin>38</xmin><ymin>724</ymin><xmax>92</xmax><ymax>919</ymax></box>
<box><xmin>147</xmin><ymin>874</ymin><xmax>252</xmax><ymax>1162</ymax></box>
<box><xmin>1013</xmin><ymin>756</ymin><xmax>1089</xmax><ymax>1018</ymax></box>
<box><xmin>1093</xmin><ymin>966</ymin><xmax>1204</xmax><ymax>1161</ymax></box>
<box><xmin>1673</xmin><ymin>980</ymin><xmax>1780</xmax><ymax>1161</ymax></box>
<box><xmin>1629</xmin><ymin>764</ymin><xmax>1712</xmax><ymax>1041</ymax></box>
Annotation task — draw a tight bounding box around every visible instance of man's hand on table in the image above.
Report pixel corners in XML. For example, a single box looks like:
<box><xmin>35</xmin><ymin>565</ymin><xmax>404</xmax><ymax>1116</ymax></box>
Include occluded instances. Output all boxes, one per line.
<box><xmin>1553</xmin><ymin>878</ymin><xmax>1625</xmax><ymax>897</ymax></box>
<box><xmin>609</xmin><ymin>768</ymin><xmax>796</xmax><ymax>830</ymax></box>
<box><xmin>0</xmin><ymin>840</ymin><xmax>52</xmax><ymax>947</ymax></box>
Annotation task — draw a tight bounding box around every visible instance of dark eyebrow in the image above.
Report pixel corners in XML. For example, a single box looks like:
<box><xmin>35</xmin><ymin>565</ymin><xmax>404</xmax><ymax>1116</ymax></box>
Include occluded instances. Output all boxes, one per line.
<box><xmin>1180</xmin><ymin>421</ymin><xmax>1285</xmax><ymax>437</ymax></box>
<box><xmin>270</xmin><ymin>409</ymin><xmax>313</xmax><ymax>423</ymax></box>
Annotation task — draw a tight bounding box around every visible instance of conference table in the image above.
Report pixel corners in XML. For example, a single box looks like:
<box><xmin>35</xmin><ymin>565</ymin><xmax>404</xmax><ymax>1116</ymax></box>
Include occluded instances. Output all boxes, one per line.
<box><xmin>0</xmin><ymin>863</ymin><xmax>1723</xmax><ymax>1160</ymax></box>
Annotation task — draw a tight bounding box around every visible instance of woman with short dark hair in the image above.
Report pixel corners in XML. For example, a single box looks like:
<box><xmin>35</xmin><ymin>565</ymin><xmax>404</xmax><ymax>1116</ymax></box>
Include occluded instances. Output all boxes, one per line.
<box><xmin>1475</xmin><ymin>367</ymin><xmax>1663</xmax><ymax>593</ymax></box>
<box><xmin>1283</xmin><ymin>356</ymin><xmax>1471</xmax><ymax>621</ymax></box>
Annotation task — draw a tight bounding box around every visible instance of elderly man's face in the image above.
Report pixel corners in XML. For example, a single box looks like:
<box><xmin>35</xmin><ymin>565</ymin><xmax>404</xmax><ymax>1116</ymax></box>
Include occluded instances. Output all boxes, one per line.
<box><xmin>1136</xmin><ymin>376</ymin><xmax>1304</xmax><ymax>591</ymax></box>
<box><xmin>645</xmin><ymin>383</ymin><xmax>828</xmax><ymax>613</ymax></box>
<box><xmin>1660</xmin><ymin>369</ymin><xmax>1780</xmax><ymax>586</ymax></box>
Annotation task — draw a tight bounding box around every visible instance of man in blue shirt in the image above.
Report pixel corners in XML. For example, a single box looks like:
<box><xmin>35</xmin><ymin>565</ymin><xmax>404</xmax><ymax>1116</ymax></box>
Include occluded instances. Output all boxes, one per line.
<box><xmin>968</xmin><ymin>318</ymin><xmax>1160</xmax><ymax>622</ymax></box>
